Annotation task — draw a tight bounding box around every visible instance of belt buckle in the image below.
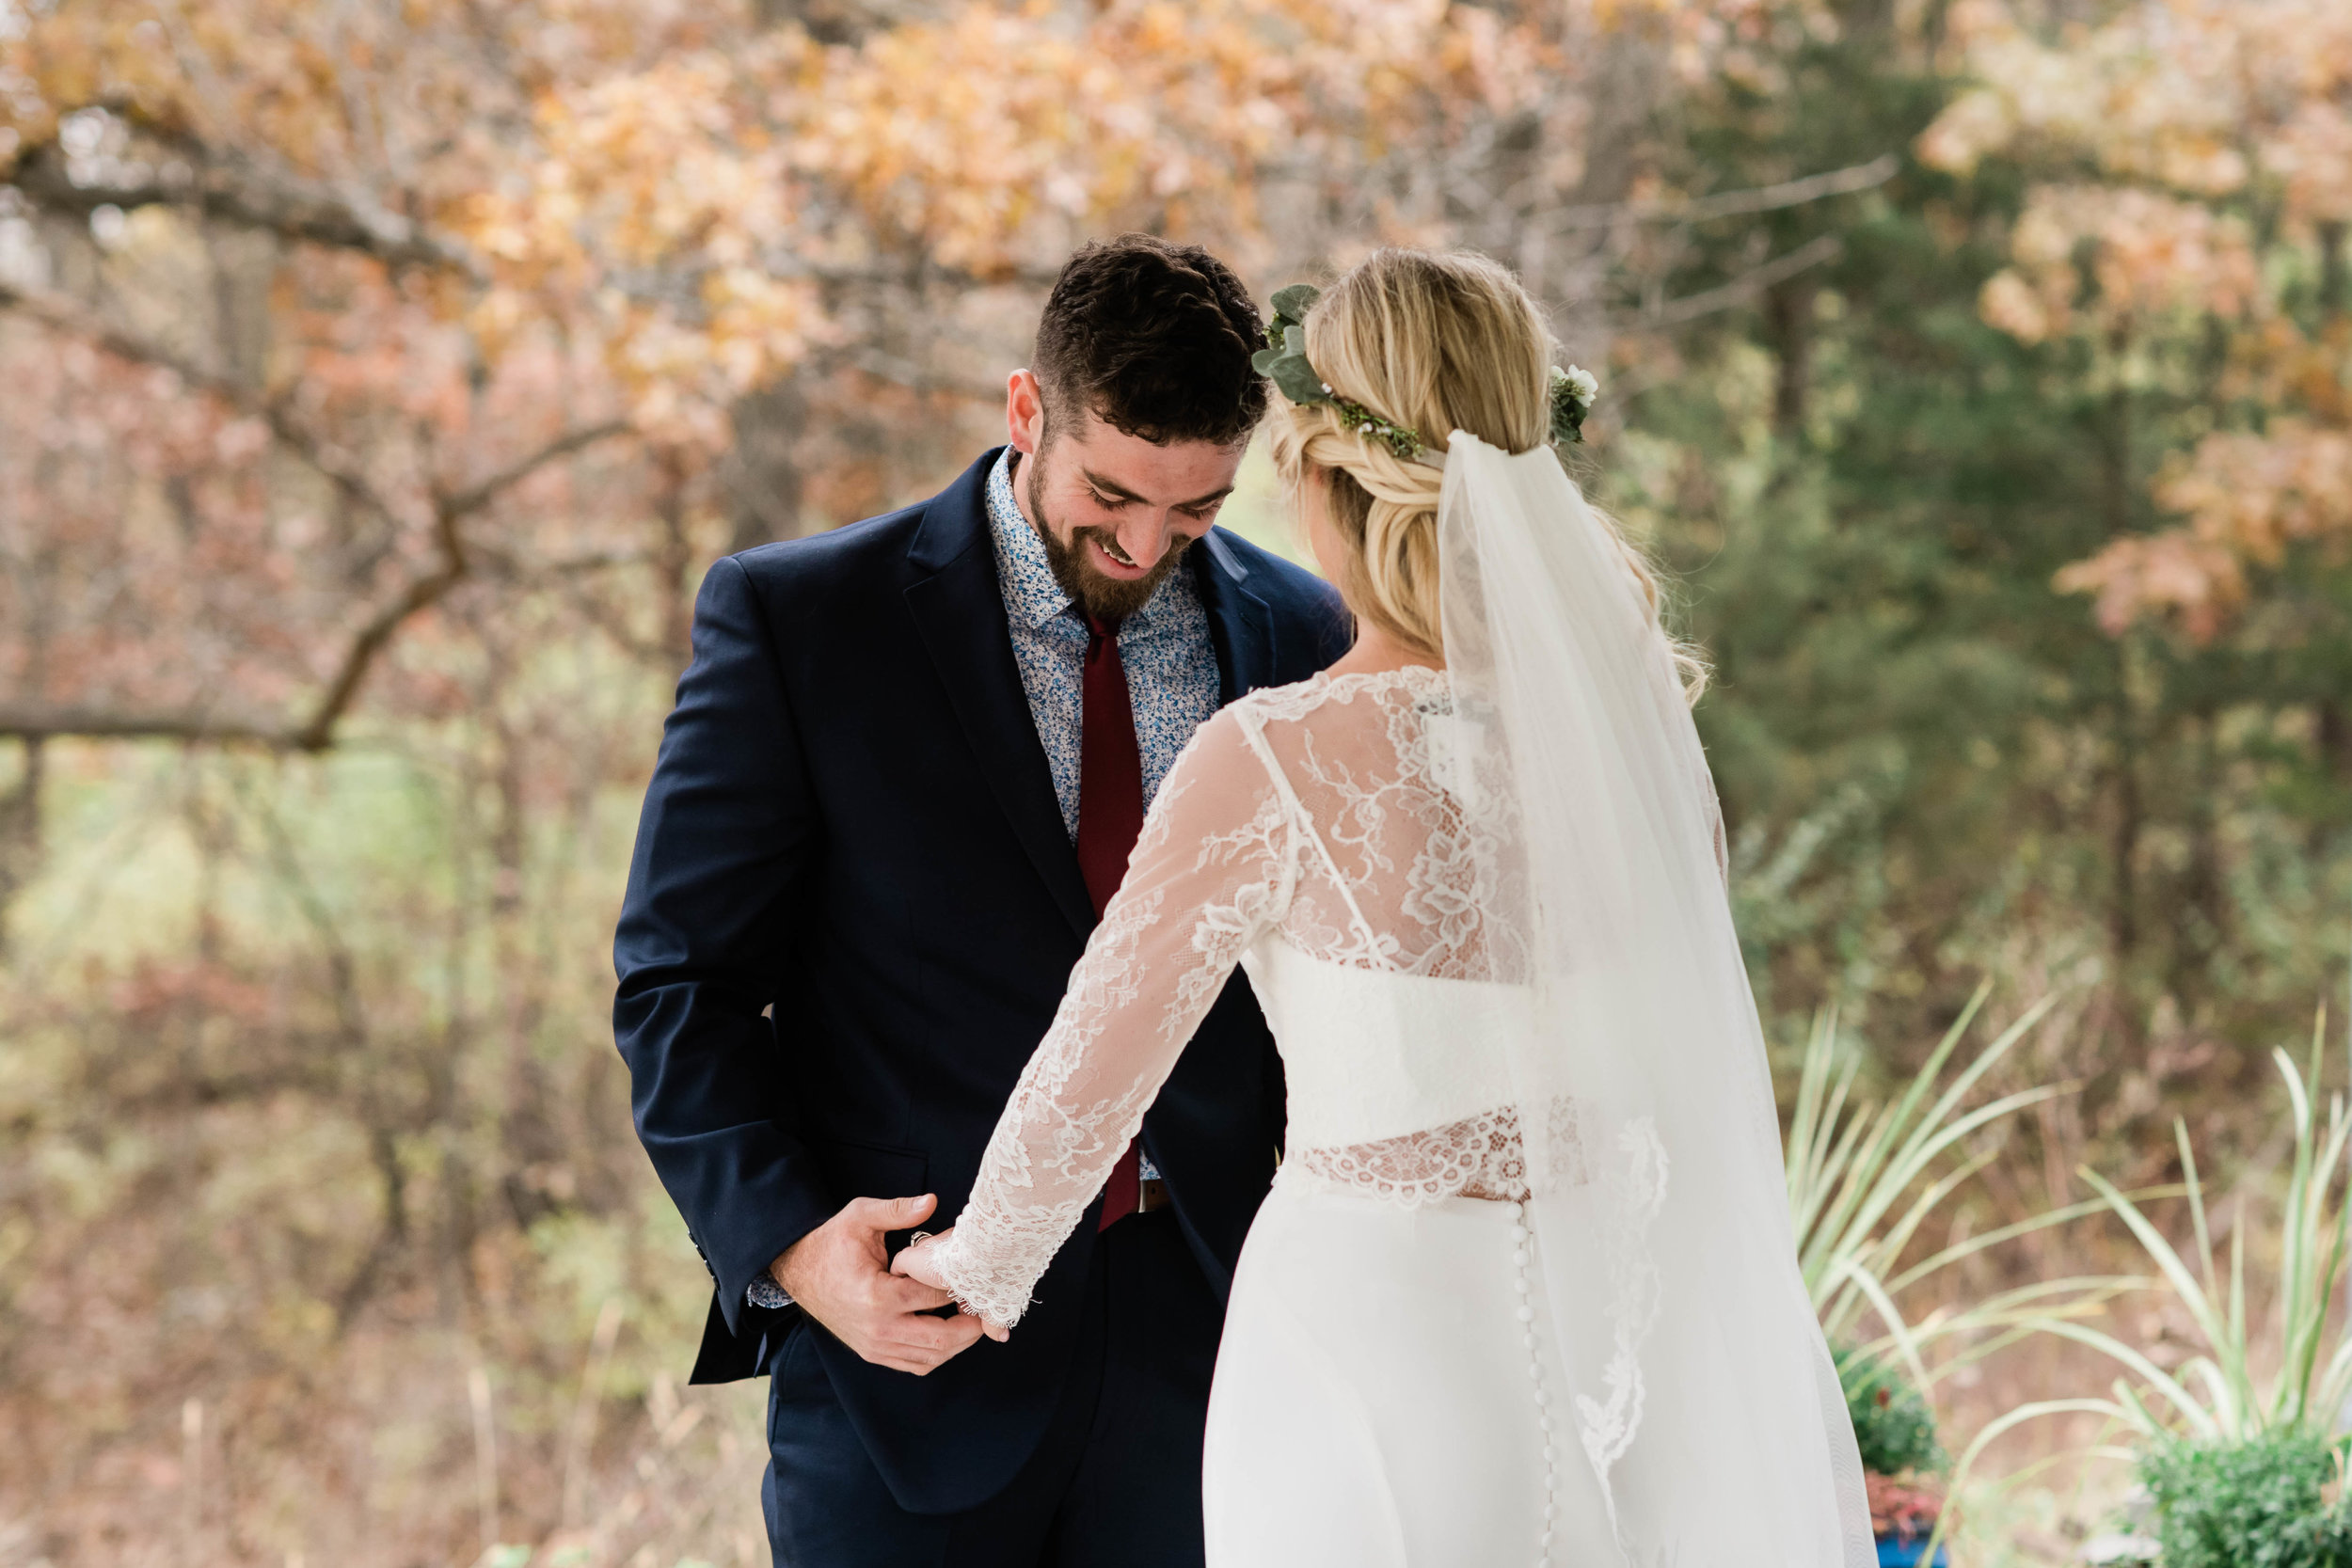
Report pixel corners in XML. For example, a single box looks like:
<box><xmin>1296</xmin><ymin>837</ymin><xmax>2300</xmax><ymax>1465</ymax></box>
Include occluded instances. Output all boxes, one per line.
<box><xmin>1136</xmin><ymin>1177</ymin><xmax>1170</xmax><ymax>1214</ymax></box>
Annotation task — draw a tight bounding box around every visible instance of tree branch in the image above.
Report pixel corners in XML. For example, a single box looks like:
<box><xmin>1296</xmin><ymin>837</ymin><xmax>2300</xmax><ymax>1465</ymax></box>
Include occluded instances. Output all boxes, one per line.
<box><xmin>438</xmin><ymin>420</ymin><xmax>632</xmax><ymax>520</ymax></box>
<box><xmin>1547</xmin><ymin>154</ymin><xmax>1899</xmax><ymax>234</ymax></box>
<box><xmin>284</xmin><ymin>520</ymin><xmax>469</xmax><ymax>753</ymax></box>
<box><xmin>0</xmin><ymin>279</ymin><xmax>408</xmax><ymax>531</ymax></box>
<box><xmin>1617</xmin><ymin>234</ymin><xmax>1847</xmax><ymax>329</ymax></box>
<box><xmin>0</xmin><ymin>291</ymin><xmax>635</xmax><ymax>751</ymax></box>
<box><xmin>277</xmin><ymin>418</ymin><xmax>635</xmax><ymax>752</ymax></box>
<box><xmin>10</xmin><ymin>138</ymin><xmax>487</xmax><ymax>281</ymax></box>
<box><xmin>470</xmin><ymin>544</ymin><xmax>656</xmax><ymax>578</ymax></box>
<box><xmin>275</xmin><ymin>419</ymin><xmax>628</xmax><ymax>750</ymax></box>
<box><xmin>10</xmin><ymin>129</ymin><xmax>1045</xmax><ymax>294</ymax></box>
<box><xmin>0</xmin><ymin>705</ymin><xmax>294</xmax><ymax>745</ymax></box>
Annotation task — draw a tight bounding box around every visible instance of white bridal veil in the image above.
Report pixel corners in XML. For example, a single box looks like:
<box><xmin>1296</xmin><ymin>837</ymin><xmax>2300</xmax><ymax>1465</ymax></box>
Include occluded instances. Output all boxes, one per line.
<box><xmin>1432</xmin><ymin>432</ymin><xmax>1875</xmax><ymax>1565</ymax></box>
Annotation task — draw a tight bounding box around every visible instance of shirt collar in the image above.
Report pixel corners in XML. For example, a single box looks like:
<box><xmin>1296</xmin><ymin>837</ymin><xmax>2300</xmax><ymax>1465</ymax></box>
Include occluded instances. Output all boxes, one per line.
<box><xmin>984</xmin><ymin>447</ymin><xmax>1193</xmax><ymax>634</ymax></box>
<box><xmin>985</xmin><ymin>448</ymin><xmax>1072</xmax><ymax>633</ymax></box>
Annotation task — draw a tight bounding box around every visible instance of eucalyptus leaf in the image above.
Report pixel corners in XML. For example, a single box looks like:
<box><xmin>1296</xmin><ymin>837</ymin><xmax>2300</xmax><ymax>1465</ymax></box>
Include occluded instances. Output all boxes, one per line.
<box><xmin>1268</xmin><ymin>354</ymin><xmax>1331</xmax><ymax>405</ymax></box>
<box><xmin>1269</xmin><ymin>283</ymin><xmax>1321</xmax><ymax>322</ymax></box>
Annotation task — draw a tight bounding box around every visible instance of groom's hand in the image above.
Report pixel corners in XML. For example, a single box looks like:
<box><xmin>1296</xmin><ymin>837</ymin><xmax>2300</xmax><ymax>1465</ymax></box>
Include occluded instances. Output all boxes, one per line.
<box><xmin>771</xmin><ymin>1194</ymin><xmax>984</xmax><ymax>1376</ymax></box>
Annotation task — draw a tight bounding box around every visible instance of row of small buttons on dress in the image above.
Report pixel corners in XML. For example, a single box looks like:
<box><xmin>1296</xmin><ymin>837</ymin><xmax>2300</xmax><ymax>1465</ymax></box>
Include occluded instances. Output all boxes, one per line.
<box><xmin>1510</xmin><ymin>1200</ymin><xmax>1563</xmax><ymax>1568</ymax></box>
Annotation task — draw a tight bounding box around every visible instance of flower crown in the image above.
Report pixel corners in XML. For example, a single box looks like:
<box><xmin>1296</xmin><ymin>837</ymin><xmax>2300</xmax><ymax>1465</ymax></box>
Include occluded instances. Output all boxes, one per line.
<box><xmin>1251</xmin><ymin>283</ymin><xmax>1597</xmax><ymax>462</ymax></box>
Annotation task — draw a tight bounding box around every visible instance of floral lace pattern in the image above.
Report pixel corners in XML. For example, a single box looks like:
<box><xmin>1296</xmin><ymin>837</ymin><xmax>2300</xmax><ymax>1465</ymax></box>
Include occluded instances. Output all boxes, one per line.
<box><xmin>1287</xmin><ymin>1100</ymin><xmax>1593</xmax><ymax>1205</ymax></box>
<box><xmin>928</xmin><ymin>667</ymin><xmax>1573</xmax><ymax>1326</ymax></box>
<box><xmin>1576</xmin><ymin>1115</ymin><xmax>1669</xmax><ymax>1530</ymax></box>
<box><xmin>1238</xmin><ymin>667</ymin><xmax>1501</xmax><ymax>980</ymax></box>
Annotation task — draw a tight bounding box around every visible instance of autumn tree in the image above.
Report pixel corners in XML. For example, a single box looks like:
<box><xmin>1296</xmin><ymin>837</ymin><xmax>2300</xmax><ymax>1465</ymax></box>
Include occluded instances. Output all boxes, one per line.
<box><xmin>3</xmin><ymin>1</ymin><xmax>1855</xmax><ymax>1560</ymax></box>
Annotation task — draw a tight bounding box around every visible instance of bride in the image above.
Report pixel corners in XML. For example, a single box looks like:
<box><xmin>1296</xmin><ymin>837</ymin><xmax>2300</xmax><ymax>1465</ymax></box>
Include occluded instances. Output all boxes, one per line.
<box><xmin>896</xmin><ymin>248</ymin><xmax>1875</xmax><ymax>1566</ymax></box>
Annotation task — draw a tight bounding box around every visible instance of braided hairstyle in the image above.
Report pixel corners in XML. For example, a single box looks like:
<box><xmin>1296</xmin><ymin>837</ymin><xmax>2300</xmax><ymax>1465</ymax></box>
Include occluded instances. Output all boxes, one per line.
<box><xmin>1267</xmin><ymin>249</ymin><xmax>1704</xmax><ymax>699</ymax></box>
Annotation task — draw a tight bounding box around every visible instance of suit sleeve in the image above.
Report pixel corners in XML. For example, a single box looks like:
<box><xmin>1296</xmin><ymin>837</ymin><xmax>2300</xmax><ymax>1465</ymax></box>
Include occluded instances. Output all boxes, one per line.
<box><xmin>613</xmin><ymin>554</ymin><xmax>837</xmax><ymax>1335</ymax></box>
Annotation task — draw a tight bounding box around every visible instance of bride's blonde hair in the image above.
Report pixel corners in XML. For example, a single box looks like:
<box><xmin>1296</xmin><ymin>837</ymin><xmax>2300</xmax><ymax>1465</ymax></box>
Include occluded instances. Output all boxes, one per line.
<box><xmin>1265</xmin><ymin>248</ymin><xmax>1705</xmax><ymax>700</ymax></box>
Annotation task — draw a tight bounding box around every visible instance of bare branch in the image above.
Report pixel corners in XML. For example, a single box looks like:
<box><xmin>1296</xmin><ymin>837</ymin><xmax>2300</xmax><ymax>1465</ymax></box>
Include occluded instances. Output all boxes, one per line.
<box><xmin>10</xmin><ymin>139</ymin><xmax>487</xmax><ymax>281</ymax></box>
<box><xmin>0</xmin><ymin>293</ymin><xmax>635</xmax><ymax>751</ymax></box>
<box><xmin>471</xmin><ymin>544</ymin><xmax>655</xmax><ymax>578</ymax></box>
<box><xmin>11</xmin><ymin>131</ymin><xmax>1042</xmax><ymax>295</ymax></box>
<box><xmin>548</xmin><ymin>547</ymin><xmax>652</xmax><ymax>574</ymax></box>
<box><xmin>1618</xmin><ymin>234</ymin><xmax>1847</xmax><ymax>329</ymax></box>
<box><xmin>438</xmin><ymin>420</ymin><xmax>632</xmax><ymax>520</ymax></box>
<box><xmin>0</xmin><ymin>705</ymin><xmax>295</xmax><ymax>746</ymax></box>
<box><xmin>286</xmin><ymin>420</ymin><xmax>634</xmax><ymax>752</ymax></box>
<box><xmin>1547</xmin><ymin>154</ymin><xmax>1899</xmax><ymax>234</ymax></box>
<box><xmin>0</xmin><ymin>279</ymin><xmax>407</xmax><ymax>531</ymax></box>
<box><xmin>286</xmin><ymin>530</ymin><xmax>468</xmax><ymax>753</ymax></box>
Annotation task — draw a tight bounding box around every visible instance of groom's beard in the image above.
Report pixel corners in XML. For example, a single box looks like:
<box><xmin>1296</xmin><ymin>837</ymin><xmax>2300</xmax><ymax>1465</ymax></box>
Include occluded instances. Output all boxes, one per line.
<box><xmin>1025</xmin><ymin>457</ymin><xmax>1185</xmax><ymax>624</ymax></box>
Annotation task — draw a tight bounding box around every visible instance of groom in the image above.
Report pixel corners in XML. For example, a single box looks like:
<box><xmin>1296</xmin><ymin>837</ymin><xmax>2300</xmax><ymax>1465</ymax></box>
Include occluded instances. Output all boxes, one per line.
<box><xmin>613</xmin><ymin>235</ymin><xmax>1349</xmax><ymax>1566</ymax></box>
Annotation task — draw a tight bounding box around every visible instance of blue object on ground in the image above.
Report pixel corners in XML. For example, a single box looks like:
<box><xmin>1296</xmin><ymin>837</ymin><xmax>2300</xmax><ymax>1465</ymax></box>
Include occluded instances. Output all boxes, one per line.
<box><xmin>1876</xmin><ymin>1536</ymin><xmax>1949</xmax><ymax>1567</ymax></box>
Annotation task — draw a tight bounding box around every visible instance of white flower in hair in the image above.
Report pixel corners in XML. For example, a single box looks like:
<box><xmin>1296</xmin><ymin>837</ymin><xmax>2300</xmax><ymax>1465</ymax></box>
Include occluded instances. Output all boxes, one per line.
<box><xmin>1549</xmin><ymin>365</ymin><xmax>1599</xmax><ymax>445</ymax></box>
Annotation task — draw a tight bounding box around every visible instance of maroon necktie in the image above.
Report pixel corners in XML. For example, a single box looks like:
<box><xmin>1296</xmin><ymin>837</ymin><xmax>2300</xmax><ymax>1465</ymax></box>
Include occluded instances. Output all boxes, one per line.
<box><xmin>1076</xmin><ymin>610</ymin><xmax>1145</xmax><ymax>1229</ymax></box>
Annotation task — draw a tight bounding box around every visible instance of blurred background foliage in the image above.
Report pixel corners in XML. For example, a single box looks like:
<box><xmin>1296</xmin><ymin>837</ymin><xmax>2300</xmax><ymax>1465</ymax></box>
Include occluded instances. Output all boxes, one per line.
<box><xmin>0</xmin><ymin>0</ymin><xmax>2347</xmax><ymax>1562</ymax></box>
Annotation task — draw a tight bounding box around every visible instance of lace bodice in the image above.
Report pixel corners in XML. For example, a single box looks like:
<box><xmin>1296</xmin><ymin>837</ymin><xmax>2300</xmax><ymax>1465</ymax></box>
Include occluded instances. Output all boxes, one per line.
<box><xmin>929</xmin><ymin>665</ymin><xmax>1611</xmax><ymax>1327</ymax></box>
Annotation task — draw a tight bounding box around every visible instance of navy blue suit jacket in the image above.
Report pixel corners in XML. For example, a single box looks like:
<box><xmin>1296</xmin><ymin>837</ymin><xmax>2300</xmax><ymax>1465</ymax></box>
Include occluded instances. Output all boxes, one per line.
<box><xmin>613</xmin><ymin>448</ymin><xmax>1351</xmax><ymax>1513</ymax></box>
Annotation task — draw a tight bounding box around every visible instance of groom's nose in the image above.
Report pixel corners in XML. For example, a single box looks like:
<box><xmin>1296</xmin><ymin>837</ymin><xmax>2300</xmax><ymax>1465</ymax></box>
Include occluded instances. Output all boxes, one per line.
<box><xmin>1114</xmin><ymin>512</ymin><xmax>1203</xmax><ymax>570</ymax></box>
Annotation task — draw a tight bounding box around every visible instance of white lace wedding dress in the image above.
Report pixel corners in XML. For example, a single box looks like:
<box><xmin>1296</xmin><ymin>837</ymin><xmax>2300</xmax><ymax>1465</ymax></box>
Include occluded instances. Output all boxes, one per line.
<box><xmin>922</xmin><ymin>436</ymin><xmax>1875</xmax><ymax>1567</ymax></box>
<box><xmin>927</xmin><ymin>665</ymin><xmax>1614</xmax><ymax>1565</ymax></box>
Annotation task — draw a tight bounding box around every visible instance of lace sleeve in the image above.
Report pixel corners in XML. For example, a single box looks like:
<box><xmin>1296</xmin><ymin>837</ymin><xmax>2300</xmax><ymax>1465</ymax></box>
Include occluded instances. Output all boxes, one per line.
<box><xmin>925</xmin><ymin>707</ymin><xmax>1295</xmax><ymax>1327</ymax></box>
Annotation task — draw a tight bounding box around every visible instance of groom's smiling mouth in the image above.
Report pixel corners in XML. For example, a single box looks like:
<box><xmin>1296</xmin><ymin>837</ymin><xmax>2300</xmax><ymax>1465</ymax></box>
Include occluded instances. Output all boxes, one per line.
<box><xmin>1022</xmin><ymin>455</ymin><xmax>1198</xmax><ymax>620</ymax></box>
<box><xmin>1091</xmin><ymin>534</ymin><xmax>1148</xmax><ymax>576</ymax></box>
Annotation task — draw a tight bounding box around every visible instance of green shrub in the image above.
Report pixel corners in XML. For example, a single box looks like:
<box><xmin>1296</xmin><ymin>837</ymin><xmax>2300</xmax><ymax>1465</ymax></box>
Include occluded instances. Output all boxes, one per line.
<box><xmin>1837</xmin><ymin>1347</ymin><xmax>1946</xmax><ymax>1476</ymax></box>
<box><xmin>2140</xmin><ymin>1430</ymin><xmax>2352</xmax><ymax>1568</ymax></box>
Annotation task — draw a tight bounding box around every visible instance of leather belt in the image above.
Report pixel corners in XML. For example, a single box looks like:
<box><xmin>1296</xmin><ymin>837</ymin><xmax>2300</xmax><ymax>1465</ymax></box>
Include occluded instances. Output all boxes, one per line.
<box><xmin>1136</xmin><ymin>1177</ymin><xmax>1171</xmax><ymax>1215</ymax></box>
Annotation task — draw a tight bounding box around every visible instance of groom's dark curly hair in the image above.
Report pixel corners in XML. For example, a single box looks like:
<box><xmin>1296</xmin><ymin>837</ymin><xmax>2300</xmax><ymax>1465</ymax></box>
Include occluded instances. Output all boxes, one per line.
<box><xmin>1033</xmin><ymin>235</ymin><xmax>1268</xmax><ymax>449</ymax></box>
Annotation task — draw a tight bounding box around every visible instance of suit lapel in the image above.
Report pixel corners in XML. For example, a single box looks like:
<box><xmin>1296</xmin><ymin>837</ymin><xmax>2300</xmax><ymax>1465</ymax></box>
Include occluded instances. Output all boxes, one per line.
<box><xmin>903</xmin><ymin>453</ymin><xmax>1096</xmax><ymax>944</ymax></box>
<box><xmin>1191</xmin><ymin>528</ymin><xmax>1277</xmax><ymax>705</ymax></box>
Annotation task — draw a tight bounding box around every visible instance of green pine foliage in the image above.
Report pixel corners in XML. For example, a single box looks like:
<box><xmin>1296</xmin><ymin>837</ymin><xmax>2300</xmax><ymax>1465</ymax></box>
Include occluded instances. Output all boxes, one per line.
<box><xmin>1608</xmin><ymin>0</ymin><xmax>2352</xmax><ymax>1080</ymax></box>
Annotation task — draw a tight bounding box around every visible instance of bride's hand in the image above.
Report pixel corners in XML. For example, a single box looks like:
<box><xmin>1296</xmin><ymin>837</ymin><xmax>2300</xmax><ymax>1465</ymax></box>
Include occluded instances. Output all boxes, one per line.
<box><xmin>891</xmin><ymin>1228</ymin><xmax>1010</xmax><ymax>1342</ymax></box>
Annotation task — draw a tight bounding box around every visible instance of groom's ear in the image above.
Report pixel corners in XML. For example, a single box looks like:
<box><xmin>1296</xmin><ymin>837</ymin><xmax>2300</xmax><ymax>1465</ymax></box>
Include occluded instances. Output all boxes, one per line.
<box><xmin>1005</xmin><ymin>369</ymin><xmax>1048</xmax><ymax>458</ymax></box>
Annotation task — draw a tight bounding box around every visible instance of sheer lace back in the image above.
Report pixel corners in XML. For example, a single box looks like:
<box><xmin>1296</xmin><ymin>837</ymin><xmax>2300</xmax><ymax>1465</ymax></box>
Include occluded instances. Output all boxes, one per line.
<box><xmin>929</xmin><ymin>667</ymin><xmax>1560</xmax><ymax>1327</ymax></box>
<box><xmin>1234</xmin><ymin>667</ymin><xmax>1498</xmax><ymax>980</ymax></box>
<box><xmin>1229</xmin><ymin>668</ymin><xmax>1552</xmax><ymax>1208</ymax></box>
